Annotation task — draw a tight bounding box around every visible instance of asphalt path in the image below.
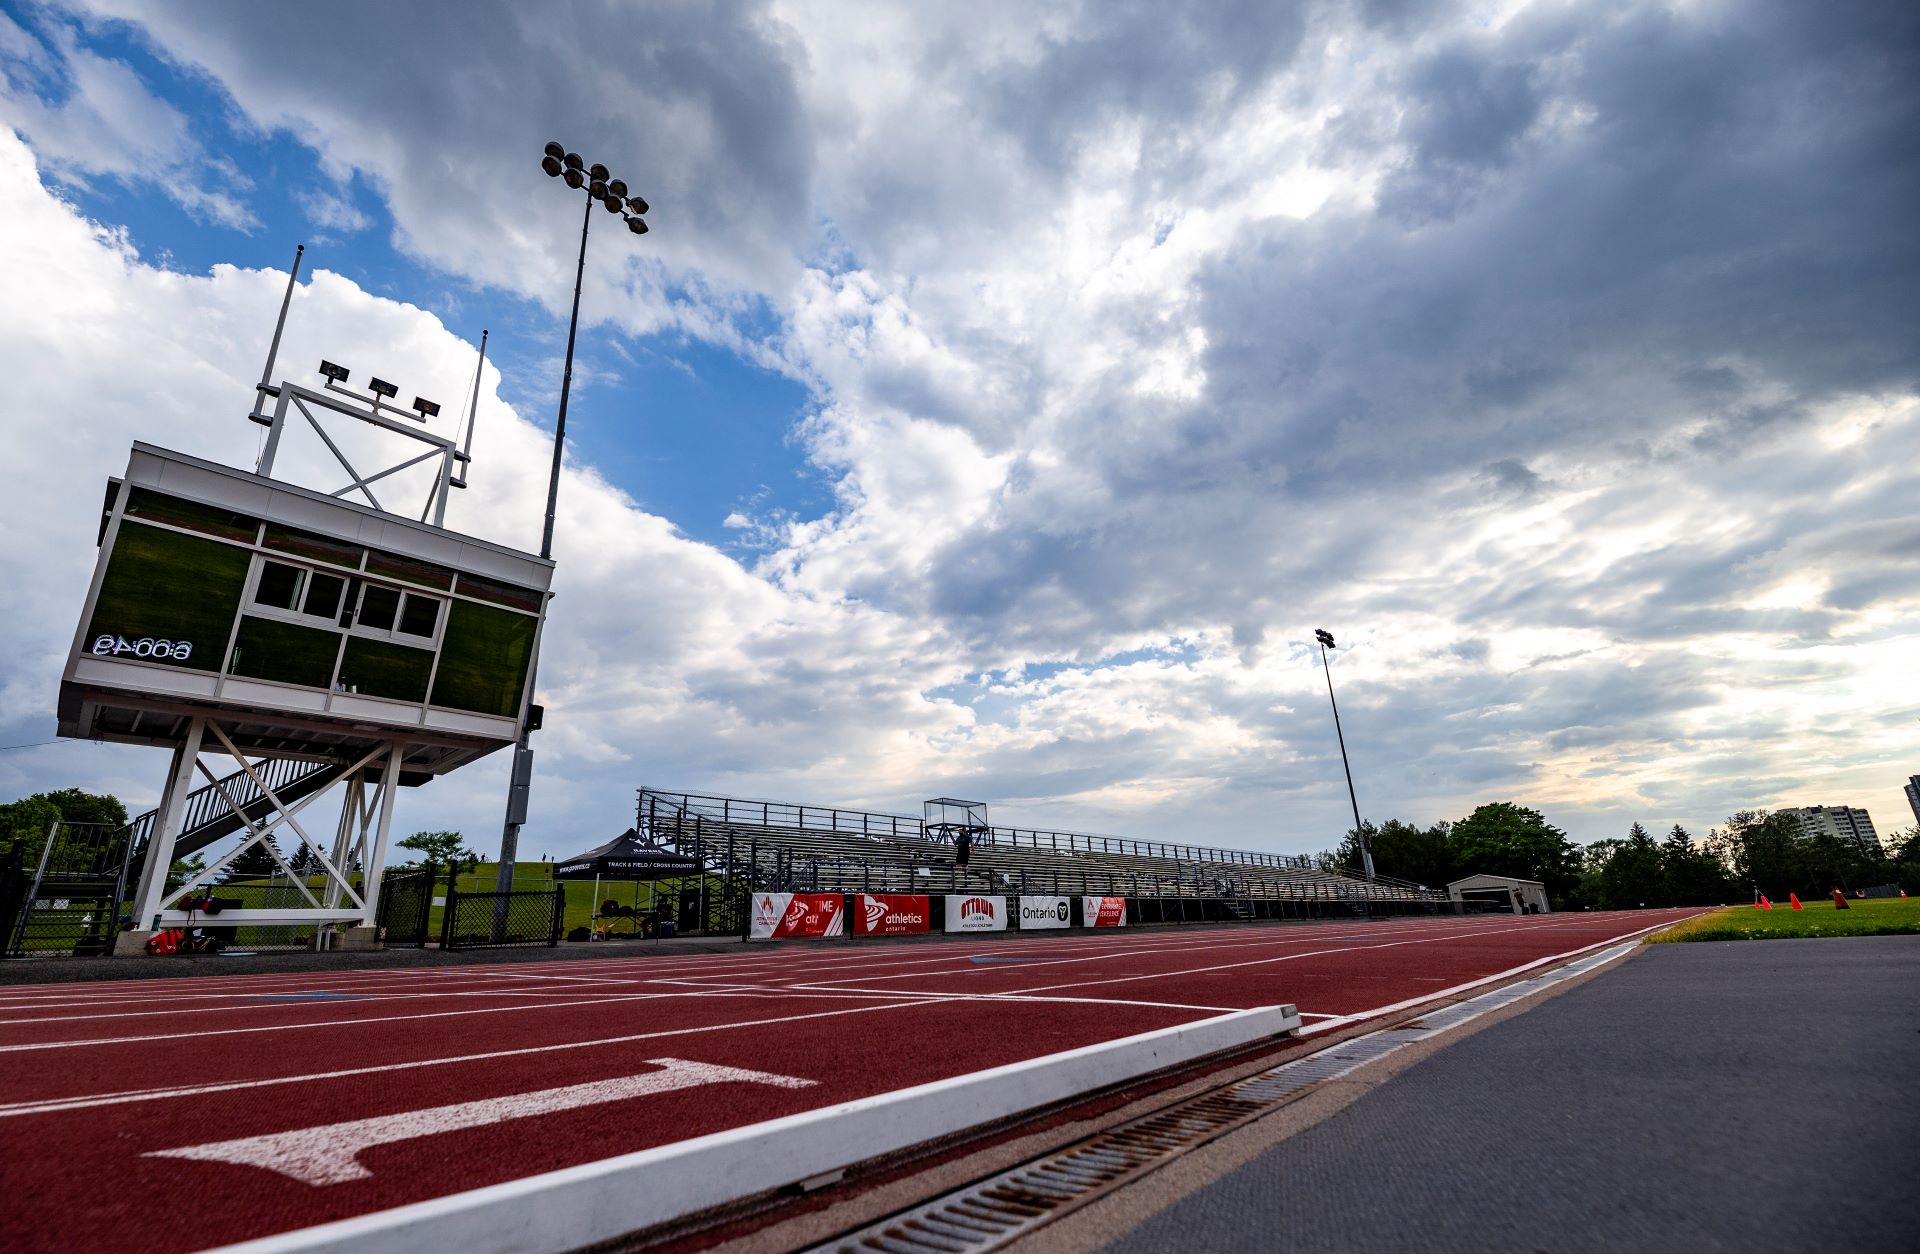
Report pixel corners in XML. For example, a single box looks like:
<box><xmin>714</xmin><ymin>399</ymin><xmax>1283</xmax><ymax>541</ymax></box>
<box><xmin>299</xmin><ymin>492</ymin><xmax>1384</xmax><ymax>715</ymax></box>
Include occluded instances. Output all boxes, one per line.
<box><xmin>1100</xmin><ymin>935</ymin><xmax>1920</xmax><ymax>1253</ymax></box>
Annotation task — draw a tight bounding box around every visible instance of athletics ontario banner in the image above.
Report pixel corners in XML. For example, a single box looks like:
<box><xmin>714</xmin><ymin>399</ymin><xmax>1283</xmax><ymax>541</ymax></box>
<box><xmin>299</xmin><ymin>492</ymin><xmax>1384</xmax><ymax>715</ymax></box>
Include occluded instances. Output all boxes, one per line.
<box><xmin>749</xmin><ymin>892</ymin><xmax>845</xmax><ymax>939</ymax></box>
<box><xmin>944</xmin><ymin>894</ymin><xmax>1008</xmax><ymax>932</ymax></box>
<box><xmin>853</xmin><ymin>893</ymin><xmax>930</xmax><ymax>936</ymax></box>
<box><xmin>1081</xmin><ymin>896</ymin><xmax>1128</xmax><ymax>927</ymax></box>
<box><xmin>1016</xmin><ymin>895</ymin><xmax>1073</xmax><ymax>929</ymax></box>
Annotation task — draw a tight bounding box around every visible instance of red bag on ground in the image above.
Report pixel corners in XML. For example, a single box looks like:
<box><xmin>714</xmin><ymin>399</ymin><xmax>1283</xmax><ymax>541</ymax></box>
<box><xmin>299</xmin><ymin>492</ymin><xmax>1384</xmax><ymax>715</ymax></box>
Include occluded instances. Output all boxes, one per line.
<box><xmin>144</xmin><ymin>929</ymin><xmax>182</xmax><ymax>956</ymax></box>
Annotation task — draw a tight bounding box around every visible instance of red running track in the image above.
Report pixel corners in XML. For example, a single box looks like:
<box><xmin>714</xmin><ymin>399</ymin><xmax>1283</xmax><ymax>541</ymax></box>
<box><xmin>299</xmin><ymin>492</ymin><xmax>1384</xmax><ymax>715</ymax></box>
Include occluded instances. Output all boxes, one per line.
<box><xmin>0</xmin><ymin>909</ymin><xmax>1698</xmax><ymax>1251</ymax></box>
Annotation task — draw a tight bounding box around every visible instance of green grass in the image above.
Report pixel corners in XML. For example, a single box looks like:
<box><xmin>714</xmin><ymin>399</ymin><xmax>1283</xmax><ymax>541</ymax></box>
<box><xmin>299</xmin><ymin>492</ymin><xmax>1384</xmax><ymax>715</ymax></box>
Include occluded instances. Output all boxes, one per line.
<box><xmin>1646</xmin><ymin>896</ymin><xmax>1920</xmax><ymax>943</ymax></box>
<box><xmin>256</xmin><ymin>864</ymin><xmax>729</xmax><ymax>937</ymax></box>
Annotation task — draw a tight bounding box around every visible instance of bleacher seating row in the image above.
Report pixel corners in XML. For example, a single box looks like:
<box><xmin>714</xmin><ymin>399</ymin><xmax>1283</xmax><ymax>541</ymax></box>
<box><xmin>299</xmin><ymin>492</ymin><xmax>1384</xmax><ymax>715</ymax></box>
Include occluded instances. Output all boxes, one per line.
<box><xmin>637</xmin><ymin>788</ymin><xmax>1443</xmax><ymax>904</ymax></box>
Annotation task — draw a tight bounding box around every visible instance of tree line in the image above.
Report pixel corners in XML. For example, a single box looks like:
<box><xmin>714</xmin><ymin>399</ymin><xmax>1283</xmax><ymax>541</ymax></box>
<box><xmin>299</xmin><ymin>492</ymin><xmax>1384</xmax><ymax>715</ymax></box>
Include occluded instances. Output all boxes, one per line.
<box><xmin>7</xmin><ymin>787</ymin><xmax>1917</xmax><ymax>911</ymax></box>
<box><xmin>1324</xmin><ymin>803</ymin><xmax>1920</xmax><ymax>909</ymax></box>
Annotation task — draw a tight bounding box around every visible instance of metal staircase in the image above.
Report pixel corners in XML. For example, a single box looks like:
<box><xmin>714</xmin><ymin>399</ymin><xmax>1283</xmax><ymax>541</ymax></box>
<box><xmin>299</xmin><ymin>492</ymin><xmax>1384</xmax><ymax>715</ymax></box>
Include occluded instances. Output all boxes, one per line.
<box><xmin>4</xmin><ymin>757</ymin><xmax>347</xmax><ymax>957</ymax></box>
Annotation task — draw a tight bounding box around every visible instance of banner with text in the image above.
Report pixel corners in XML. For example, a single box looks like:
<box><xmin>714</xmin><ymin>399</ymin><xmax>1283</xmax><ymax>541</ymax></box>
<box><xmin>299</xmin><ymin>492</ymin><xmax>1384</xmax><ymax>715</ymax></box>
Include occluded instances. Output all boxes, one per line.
<box><xmin>1016</xmin><ymin>895</ymin><xmax>1073</xmax><ymax>929</ymax></box>
<box><xmin>749</xmin><ymin>892</ymin><xmax>845</xmax><ymax>940</ymax></box>
<box><xmin>1081</xmin><ymin>896</ymin><xmax>1128</xmax><ymax>927</ymax></box>
<box><xmin>853</xmin><ymin>893</ymin><xmax>931</xmax><ymax>936</ymax></box>
<box><xmin>944</xmin><ymin>894</ymin><xmax>1008</xmax><ymax>932</ymax></box>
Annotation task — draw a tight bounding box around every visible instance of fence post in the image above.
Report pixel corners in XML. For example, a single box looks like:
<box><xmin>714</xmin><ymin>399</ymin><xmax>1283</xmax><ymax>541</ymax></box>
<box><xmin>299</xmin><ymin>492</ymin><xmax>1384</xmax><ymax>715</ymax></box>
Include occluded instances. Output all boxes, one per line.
<box><xmin>440</xmin><ymin>879</ymin><xmax>457</xmax><ymax>949</ymax></box>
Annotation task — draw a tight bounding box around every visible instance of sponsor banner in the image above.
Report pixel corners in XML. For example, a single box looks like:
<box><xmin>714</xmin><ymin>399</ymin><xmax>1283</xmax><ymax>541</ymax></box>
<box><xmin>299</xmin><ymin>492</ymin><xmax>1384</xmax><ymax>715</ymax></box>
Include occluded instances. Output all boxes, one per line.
<box><xmin>1016</xmin><ymin>895</ymin><xmax>1073</xmax><ymax>929</ymax></box>
<box><xmin>749</xmin><ymin>892</ymin><xmax>845</xmax><ymax>940</ymax></box>
<box><xmin>853</xmin><ymin>893</ymin><xmax>930</xmax><ymax>936</ymax></box>
<box><xmin>944</xmin><ymin>894</ymin><xmax>1007</xmax><ymax>933</ymax></box>
<box><xmin>1082</xmin><ymin>896</ymin><xmax>1128</xmax><ymax>927</ymax></box>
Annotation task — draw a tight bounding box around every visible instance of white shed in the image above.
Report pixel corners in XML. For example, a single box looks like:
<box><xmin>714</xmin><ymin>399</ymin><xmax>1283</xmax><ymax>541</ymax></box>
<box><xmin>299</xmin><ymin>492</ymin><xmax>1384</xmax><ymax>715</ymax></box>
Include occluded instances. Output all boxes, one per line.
<box><xmin>1447</xmin><ymin>873</ymin><xmax>1550</xmax><ymax>914</ymax></box>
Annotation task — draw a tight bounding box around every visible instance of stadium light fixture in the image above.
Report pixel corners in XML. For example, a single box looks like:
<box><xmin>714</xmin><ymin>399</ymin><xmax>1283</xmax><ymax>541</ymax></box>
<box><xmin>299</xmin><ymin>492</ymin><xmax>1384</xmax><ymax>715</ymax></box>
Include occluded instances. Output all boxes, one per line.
<box><xmin>1314</xmin><ymin>628</ymin><xmax>1374</xmax><ymax>881</ymax></box>
<box><xmin>490</xmin><ymin>139</ymin><xmax>653</xmax><ymax>899</ymax></box>
<box><xmin>318</xmin><ymin>360</ymin><xmax>350</xmax><ymax>384</ymax></box>
<box><xmin>411</xmin><ymin>396</ymin><xmax>440</xmax><ymax>420</ymax></box>
<box><xmin>367</xmin><ymin>376</ymin><xmax>399</xmax><ymax>401</ymax></box>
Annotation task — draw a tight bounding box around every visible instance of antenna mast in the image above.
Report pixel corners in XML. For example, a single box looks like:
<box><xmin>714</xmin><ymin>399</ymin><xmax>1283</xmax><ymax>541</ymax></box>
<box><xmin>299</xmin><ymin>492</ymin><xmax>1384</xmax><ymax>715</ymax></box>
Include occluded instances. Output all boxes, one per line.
<box><xmin>453</xmin><ymin>329</ymin><xmax>488</xmax><ymax>490</ymax></box>
<box><xmin>248</xmin><ymin>243</ymin><xmax>304</xmax><ymax>435</ymax></box>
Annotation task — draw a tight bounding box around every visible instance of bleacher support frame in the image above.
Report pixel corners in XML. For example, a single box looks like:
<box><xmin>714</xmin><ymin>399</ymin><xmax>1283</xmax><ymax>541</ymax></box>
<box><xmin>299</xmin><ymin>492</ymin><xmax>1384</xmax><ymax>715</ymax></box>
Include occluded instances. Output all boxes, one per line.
<box><xmin>637</xmin><ymin>787</ymin><xmax>1448</xmax><ymax>933</ymax></box>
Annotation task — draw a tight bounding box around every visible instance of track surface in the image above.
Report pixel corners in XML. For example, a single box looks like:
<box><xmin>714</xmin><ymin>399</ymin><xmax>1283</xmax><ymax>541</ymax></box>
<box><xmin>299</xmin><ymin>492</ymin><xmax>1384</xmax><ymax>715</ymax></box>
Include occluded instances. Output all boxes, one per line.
<box><xmin>0</xmin><ymin>910</ymin><xmax>1696</xmax><ymax>1251</ymax></box>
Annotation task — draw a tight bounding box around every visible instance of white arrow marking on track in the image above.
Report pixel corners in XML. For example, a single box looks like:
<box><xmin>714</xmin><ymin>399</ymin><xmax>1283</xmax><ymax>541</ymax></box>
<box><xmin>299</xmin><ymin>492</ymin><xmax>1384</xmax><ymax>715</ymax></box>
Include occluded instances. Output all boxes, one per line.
<box><xmin>144</xmin><ymin>1057</ymin><xmax>813</xmax><ymax>1186</ymax></box>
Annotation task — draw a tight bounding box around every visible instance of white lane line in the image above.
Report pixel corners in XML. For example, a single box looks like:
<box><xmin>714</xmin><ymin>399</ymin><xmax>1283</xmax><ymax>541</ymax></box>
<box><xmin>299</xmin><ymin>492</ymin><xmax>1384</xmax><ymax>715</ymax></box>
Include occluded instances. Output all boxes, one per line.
<box><xmin>1296</xmin><ymin>914</ymin><xmax>1695</xmax><ymax>1035</ymax></box>
<box><xmin>145</xmin><ymin>1058</ymin><xmax>814</xmax><ymax>1185</ymax></box>
<box><xmin>0</xmin><ymin>989</ymin><xmax>1239</xmax><ymax>1121</ymax></box>
<box><xmin>0</xmin><ymin>1001</ymin><xmax>930</xmax><ymax>1118</ymax></box>
<box><xmin>0</xmin><ymin>923</ymin><xmax>1471</xmax><ymax>1045</ymax></box>
<box><xmin>0</xmin><ymin>988</ymin><xmax>854</xmax><ymax>1053</ymax></box>
<box><xmin>195</xmin><ymin>1006</ymin><xmax>1303</xmax><ymax>1254</ymax></box>
<box><xmin>788</xmin><ymin>915</ymin><xmax>1596</xmax><ymax>1002</ymax></box>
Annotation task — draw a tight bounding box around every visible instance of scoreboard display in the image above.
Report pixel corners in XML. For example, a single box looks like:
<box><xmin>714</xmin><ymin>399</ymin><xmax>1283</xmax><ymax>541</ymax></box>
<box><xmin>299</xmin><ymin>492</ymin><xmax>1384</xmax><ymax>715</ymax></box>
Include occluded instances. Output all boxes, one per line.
<box><xmin>60</xmin><ymin>444</ymin><xmax>553</xmax><ymax>764</ymax></box>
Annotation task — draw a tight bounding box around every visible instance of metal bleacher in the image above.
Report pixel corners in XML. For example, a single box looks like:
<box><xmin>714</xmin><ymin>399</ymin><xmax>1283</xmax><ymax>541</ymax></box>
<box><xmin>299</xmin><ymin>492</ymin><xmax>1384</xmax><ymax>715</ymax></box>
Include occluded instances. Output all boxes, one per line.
<box><xmin>637</xmin><ymin>787</ymin><xmax>1443</xmax><ymax>908</ymax></box>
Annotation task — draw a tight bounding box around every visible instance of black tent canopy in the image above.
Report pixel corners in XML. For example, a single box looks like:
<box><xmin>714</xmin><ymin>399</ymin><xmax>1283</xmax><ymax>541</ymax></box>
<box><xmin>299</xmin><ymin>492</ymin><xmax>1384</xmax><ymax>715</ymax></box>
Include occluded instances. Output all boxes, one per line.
<box><xmin>554</xmin><ymin>828</ymin><xmax>702</xmax><ymax>880</ymax></box>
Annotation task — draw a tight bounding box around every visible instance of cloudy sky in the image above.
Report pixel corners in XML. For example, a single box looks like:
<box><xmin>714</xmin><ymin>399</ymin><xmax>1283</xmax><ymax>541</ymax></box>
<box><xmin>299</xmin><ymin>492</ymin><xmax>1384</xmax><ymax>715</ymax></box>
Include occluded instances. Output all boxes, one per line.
<box><xmin>1</xmin><ymin>0</ymin><xmax>1915</xmax><ymax>860</ymax></box>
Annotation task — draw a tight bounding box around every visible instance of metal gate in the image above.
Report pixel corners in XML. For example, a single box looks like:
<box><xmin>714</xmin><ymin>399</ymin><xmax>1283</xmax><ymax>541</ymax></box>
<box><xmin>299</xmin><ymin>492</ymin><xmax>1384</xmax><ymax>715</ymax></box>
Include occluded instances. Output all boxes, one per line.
<box><xmin>376</xmin><ymin>865</ymin><xmax>437</xmax><ymax>947</ymax></box>
<box><xmin>440</xmin><ymin>883</ymin><xmax>563</xmax><ymax>951</ymax></box>
<box><xmin>4</xmin><ymin>821</ymin><xmax>137</xmax><ymax>958</ymax></box>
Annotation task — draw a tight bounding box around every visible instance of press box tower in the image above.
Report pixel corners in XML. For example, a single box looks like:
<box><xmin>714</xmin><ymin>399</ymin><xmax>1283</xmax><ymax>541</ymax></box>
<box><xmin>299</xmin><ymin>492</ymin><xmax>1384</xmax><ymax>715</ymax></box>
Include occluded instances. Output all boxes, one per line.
<box><xmin>56</xmin><ymin>248</ymin><xmax>552</xmax><ymax>947</ymax></box>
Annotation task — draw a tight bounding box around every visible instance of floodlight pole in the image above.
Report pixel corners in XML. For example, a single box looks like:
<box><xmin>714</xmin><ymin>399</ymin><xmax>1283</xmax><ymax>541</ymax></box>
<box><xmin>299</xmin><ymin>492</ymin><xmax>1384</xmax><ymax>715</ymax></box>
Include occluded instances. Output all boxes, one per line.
<box><xmin>493</xmin><ymin>146</ymin><xmax>647</xmax><ymax>902</ymax></box>
<box><xmin>493</xmin><ymin>194</ymin><xmax>594</xmax><ymax>896</ymax></box>
<box><xmin>1317</xmin><ymin>634</ymin><xmax>1374</xmax><ymax>881</ymax></box>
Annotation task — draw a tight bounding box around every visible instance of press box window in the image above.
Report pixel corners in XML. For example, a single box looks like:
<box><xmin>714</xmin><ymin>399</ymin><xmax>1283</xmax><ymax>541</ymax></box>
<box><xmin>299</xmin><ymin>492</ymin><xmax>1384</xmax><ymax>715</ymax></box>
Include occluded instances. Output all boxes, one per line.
<box><xmin>350</xmin><ymin>582</ymin><xmax>442</xmax><ymax>642</ymax></box>
<box><xmin>255</xmin><ymin>561</ymin><xmax>349</xmax><ymax>622</ymax></box>
<box><xmin>398</xmin><ymin>594</ymin><xmax>439</xmax><ymax>638</ymax></box>
<box><xmin>358</xmin><ymin>585</ymin><xmax>401</xmax><ymax>632</ymax></box>
<box><xmin>254</xmin><ymin>561</ymin><xmax>302</xmax><ymax>610</ymax></box>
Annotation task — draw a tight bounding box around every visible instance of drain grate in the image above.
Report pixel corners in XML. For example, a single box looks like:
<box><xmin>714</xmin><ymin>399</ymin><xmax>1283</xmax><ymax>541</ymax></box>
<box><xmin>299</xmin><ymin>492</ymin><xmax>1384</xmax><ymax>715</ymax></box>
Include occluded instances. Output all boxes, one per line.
<box><xmin>807</xmin><ymin>941</ymin><xmax>1639</xmax><ymax>1254</ymax></box>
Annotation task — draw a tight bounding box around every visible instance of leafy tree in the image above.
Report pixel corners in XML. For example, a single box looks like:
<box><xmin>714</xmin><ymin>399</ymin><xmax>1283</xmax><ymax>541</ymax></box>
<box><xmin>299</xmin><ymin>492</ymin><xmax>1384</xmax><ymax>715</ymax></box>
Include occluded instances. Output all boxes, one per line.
<box><xmin>1448</xmin><ymin>802</ymin><xmax>1582</xmax><ymax>904</ymax></box>
<box><xmin>1885</xmin><ymin>825</ymin><xmax>1920</xmax><ymax>891</ymax></box>
<box><xmin>0</xmin><ymin>789</ymin><xmax>131</xmax><ymax>872</ymax></box>
<box><xmin>164</xmin><ymin>852</ymin><xmax>207</xmax><ymax>894</ymax></box>
<box><xmin>221</xmin><ymin>836</ymin><xmax>285</xmax><ymax>884</ymax></box>
<box><xmin>37</xmin><ymin>788</ymin><xmax>128</xmax><ymax>830</ymax></box>
<box><xmin>1598</xmin><ymin>822</ymin><xmax>1664</xmax><ymax>908</ymax></box>
<box><xmin>0</xmin><ymin>796</ymin><xmax>62</xmax><ymax>863</ymax></box>
<box><xmin>288</xmin><ymin>843</ymin><xmax>319</xmax><ymax>879</ymax></box>
<box><xmin>397</xmin><ymin>830</ymin><xmax>469</xmax><ymax>866</ymax></box>
<box><xmin>1331</xmin><ymin>819</ymin><xmax>1455</xmax><ymax>887</ymax></box>
<box><xmin>1659</xmin><ymin>824</ymin><xmax>1731</xmax><ymax>905</ymax></box>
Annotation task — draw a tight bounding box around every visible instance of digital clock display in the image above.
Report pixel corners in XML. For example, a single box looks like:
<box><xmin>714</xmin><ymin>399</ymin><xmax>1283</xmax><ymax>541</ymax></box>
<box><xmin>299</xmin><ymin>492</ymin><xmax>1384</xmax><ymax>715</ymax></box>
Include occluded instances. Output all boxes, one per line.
<box><xmin>91</xmin><ymin>634</ymin><xmax>194</xmax><ymax>661</ymax></box>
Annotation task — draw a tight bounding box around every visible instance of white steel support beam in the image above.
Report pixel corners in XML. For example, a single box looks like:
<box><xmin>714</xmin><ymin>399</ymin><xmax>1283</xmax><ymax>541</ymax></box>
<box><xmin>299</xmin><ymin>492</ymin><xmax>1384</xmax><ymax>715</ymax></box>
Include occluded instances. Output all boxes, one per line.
<box><xmin>359</xmin><ymin>744</ymin><xmax>403</xmax><ymax>927</ymax></box>
<box><xmin>130</xmin><ymin>718</ymin><xmax>206</xmax><ymax>929</ymax></box>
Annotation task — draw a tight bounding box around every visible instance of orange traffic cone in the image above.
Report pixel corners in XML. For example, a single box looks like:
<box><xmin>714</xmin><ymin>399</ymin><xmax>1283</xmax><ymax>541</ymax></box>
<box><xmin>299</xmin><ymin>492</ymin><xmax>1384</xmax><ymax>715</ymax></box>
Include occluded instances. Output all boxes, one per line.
<box><xmin>1902</xmin><ymin>889</ymin><xmax>1909</xmax><ymax>899</ymax></box>
<box><xmin>1759</xmin><ymin>895</ymin><xmax>1772</xmax><ymax>910</ymax></box>
<box><xmin>1789</xmin><ymin>893</ymin><xmax>1802</xmax><ymax>910</ymax></box>
<box><xmin>1831</xmin><ymin>888</ymin><xmax>1849</xmax><ymax>910</ymax></box>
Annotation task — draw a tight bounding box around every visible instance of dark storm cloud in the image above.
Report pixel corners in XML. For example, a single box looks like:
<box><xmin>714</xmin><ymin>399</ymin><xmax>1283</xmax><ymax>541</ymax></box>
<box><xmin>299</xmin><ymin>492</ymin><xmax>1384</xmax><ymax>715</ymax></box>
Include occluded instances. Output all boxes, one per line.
<box><xmin>905</xmin><ymin>0</ymin><xmax>1919</xmax><ymax>661</ymax></box>
<box><xmin>67</xmin><ymin>0</ymin><xmax>816</xmax><ymax>307</ymax></box>
<box><xmin>983</xmin><ymin>0</ymin><xmax>1310</xmax><ymax>170</ymax></box>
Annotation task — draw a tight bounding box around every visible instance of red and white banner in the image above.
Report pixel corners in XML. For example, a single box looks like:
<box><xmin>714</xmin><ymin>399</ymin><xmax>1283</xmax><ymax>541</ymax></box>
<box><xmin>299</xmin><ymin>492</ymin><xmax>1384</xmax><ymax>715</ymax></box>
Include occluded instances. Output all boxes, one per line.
<box><xmin>749</xmin><ymin>893</ymin><xmax>844</xmax><ymax>940</ymax></box>
<box><xmin>853</xmin><ymin>893</ymin><xmax>930</xmax><ymax>936</ymax></box>
<box><xmin>1081</xmin><ymin>896</ymin><xmax>1127</xmax><ymax>927</ymax></box>
<box><xmin>944</xmin><ymin>894</ymin><xmax>1007</xmax><ymax>932</ymax></box>
<box><xmin>1016</xmin><ymin>896</ymin><xmax>1072</xmax><ymax>929</ymax></box>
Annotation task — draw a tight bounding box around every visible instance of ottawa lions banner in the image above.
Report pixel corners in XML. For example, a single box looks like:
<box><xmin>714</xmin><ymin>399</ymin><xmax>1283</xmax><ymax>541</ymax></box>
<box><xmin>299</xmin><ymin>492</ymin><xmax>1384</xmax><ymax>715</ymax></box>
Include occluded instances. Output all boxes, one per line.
<box><xmin>944</xmin><ymin>894</ymin><xmax>1007</xmax><ymax>932</ymax></box>
<box><xmin>1016</xmin><ymin>896</ymin><xmax>1072</xmax><ymax>929</ymax></box>
<box><xmin>853</xmin><ymin>893</ymin><xmax>930</xmax><ymax>936</ymax></box>
<box><xmin>749</xmin><ymin>892</ymin><xmax>845</xmax><ymax>939</ymax></box>
<box><xmin>1081</xmin><ymin>896</ymin><xmax>1128</xmax><ymax>927</ymax></box>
